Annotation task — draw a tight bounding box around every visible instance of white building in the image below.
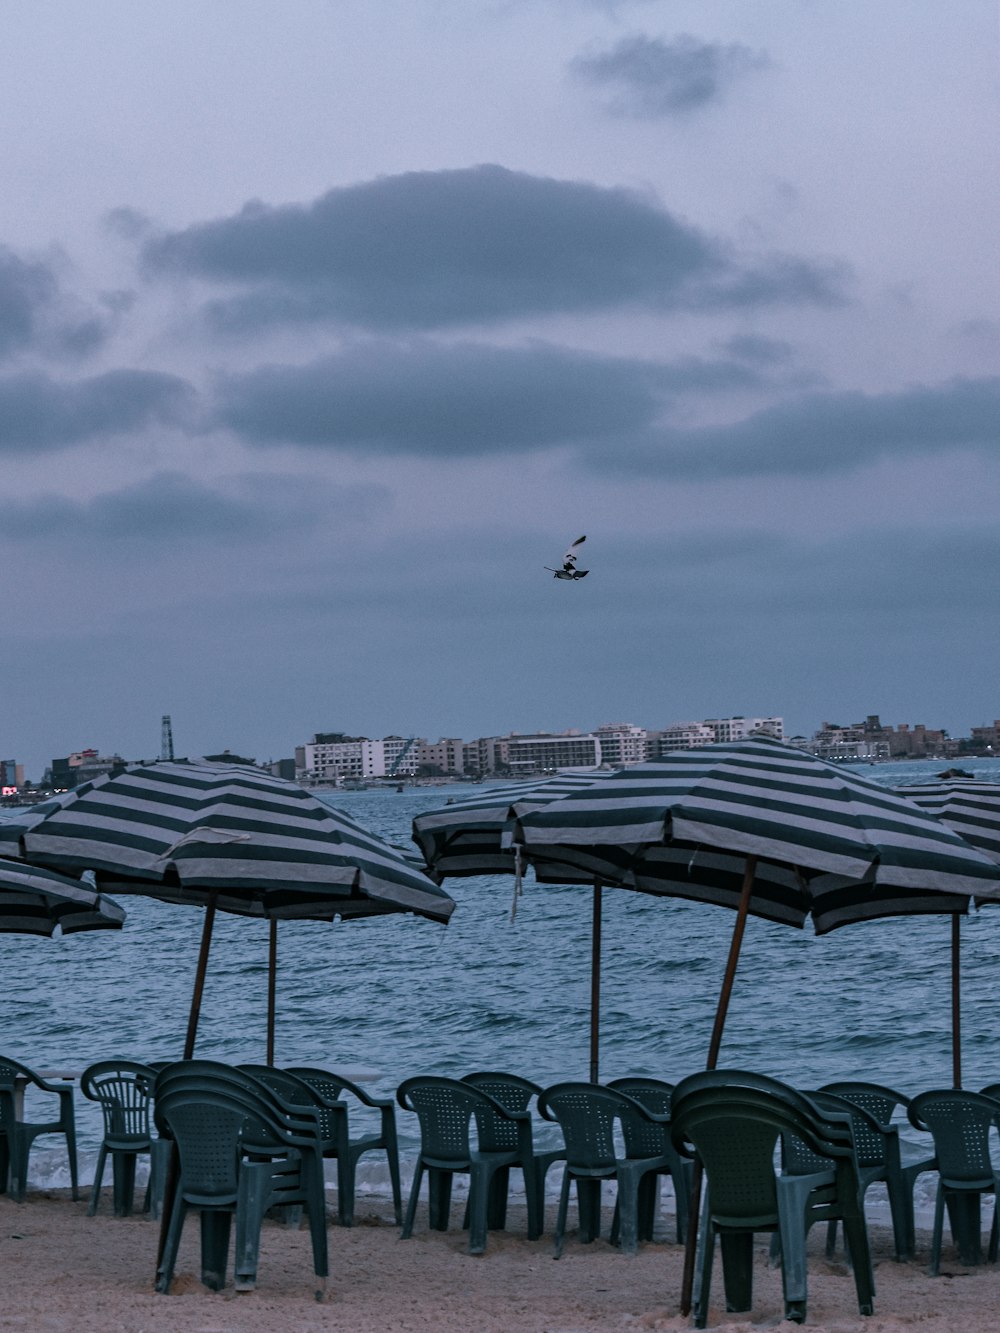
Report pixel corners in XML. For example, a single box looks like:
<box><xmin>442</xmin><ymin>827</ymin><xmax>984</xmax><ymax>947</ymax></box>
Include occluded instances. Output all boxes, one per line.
<box><xmin>301</xmin><ymin>734</ymin><xmax>386</xmax><ymax>782</ymax></box>
<box><xmin>654</xmin><ymin>722</ymin><xmax>717</xmax><ymax>754</ymax></box>
<box><xmin>594</xmin><ymin>723</ymin><xmax>648</xmax><ymax>767</ymax></box>
<box><xmin>505</xmin><ymin>732</ymin><xmax>602</xmax><ymax>774</ymax></box>
<box><xmin>417</xmin><ymin>738</ymin><xmax>466</xmax><ymax>775</ymax></box>
<box><xmin>704</xmin><ymin>716</ymin><xmax>784</xmax><ymax>743</ymax></box>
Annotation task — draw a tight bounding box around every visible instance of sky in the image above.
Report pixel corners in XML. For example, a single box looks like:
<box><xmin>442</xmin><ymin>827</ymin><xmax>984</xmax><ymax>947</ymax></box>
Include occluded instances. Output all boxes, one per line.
<box><xmin>2</xmin><ymin>0</ymin><xmax>998</xmax><ymax>777</ymax></box>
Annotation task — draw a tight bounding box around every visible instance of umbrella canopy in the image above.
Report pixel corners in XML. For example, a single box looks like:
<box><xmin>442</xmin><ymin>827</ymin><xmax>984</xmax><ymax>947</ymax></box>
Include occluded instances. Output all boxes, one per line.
<box><xmin>412</xmin><ymin>773</ymin><xmax>613</xmax><ymax>883</ymax></box>
<box><xmin>513</xmin><ymin>739</ymin><xmax>1000</xmax><ymax>1317</ymax></box>
<box><xmin>8</xmin><ymin>760</ymin><xmax>454</xmax><ymax>1060</ymax></box>
<box><xmin>0</xmin><ymin>858</ymin><xmax>125</xmax><ymax>936</ymax></box>
<box><xmin>894</xmin><ymin>778</ymin><xmax>1000</xmax><ymax>866</ymax></box>
<box><xmin>890</xmin><ymin>776</ymin><xmax>1000</xmax><ymax>1088</ymax></box>
<box><xmin>514</xmin><ymin>740</ymin><xmax>1000</xmax><ymax>931</ymax></box>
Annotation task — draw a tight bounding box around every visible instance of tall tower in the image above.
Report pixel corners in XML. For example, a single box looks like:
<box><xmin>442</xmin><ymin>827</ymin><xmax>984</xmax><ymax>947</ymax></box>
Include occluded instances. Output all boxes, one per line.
<box><xmin>161</xmin><ymin>714</ymin><xmax>175</xmax><ymax>762</ymax></box>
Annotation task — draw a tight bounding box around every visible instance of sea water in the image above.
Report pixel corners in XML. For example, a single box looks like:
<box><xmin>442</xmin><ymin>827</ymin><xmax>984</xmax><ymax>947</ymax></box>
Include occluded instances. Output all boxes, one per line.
<box><xmin>4</xmin><ymin>757</ymin><xmax>1000</xmax><ymax>1218</ymax></box>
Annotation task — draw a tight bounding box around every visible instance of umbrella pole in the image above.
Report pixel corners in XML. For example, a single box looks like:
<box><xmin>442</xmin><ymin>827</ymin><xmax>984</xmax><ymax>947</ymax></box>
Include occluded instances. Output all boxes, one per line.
<box><xmin>157</xmin><ymin>890</ymin><xmax>219</xmax><ymax>1279</ymax></box>
<box><xmin>267</xmin><ymin>918</ymin><xmax>278</xmax><ymax>1066</ymax></box>
<box><xmin>589</xmin><ymin>879</ymin><xmax>602</xmax><ymax>1084</ymax></box>
<box><xmin>952</xmin><ymin>914</ymin><xmax>962</xmax><ymax>1089</ymax></box>
<box><xmin>183</xmin><ymin>890</ymin><xmax>218</xmax><ymax>1061</ymax></box>
<box><xmin>680</xmin><ymin>854</ymin><xmax>758</xmax><ymax>1316</ymax></box>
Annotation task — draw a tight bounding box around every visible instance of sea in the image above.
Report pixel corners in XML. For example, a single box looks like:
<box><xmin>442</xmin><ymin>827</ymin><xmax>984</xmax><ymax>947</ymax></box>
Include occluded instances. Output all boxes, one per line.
<box><xmin>4</xmin><ymin>757</ymin><xmax>1000</xmax><ymax>1216</ymax></box>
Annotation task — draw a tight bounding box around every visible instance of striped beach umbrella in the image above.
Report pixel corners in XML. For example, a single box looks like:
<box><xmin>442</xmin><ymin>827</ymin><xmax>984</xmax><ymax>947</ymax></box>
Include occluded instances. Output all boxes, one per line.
<box><xmin>889</xmin><ymin>777</ymin><xmax>1000</xmax><ymax>1087</ymax></box>
<box><xmin>514</xmin><ymin>739</ymin><xmax>1000</xmax><ymax>1315</ymax></box>
<box><xmin>10</xmin><ymin>760</ymin><xmax>454</xmax><ymax>1060</ymax></box>
<box><xmin>414</xmin><ymin>773</ymin><xmax>622</xmax><ymax>1081</ymax></box>
<box><xmin>513</xmin><ymin>740</ymin><xmax>1000</xmax><ymax>1064</ymax></box>
<box><xmin>0</xmin><ymin>859</ymin><xmax>125</xmax><ymax>936</ymax></box>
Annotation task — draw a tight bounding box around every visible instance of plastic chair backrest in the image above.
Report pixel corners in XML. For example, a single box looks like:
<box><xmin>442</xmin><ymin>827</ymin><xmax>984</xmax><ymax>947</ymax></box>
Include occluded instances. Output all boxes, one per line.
<box><xmin>537</xmin><ymin>1083</ymin><xmax>638</xmax><ymax>1172</ymax></box>
<box><xmin>155</xmin><ymin>1061</ymin><xmax>320</xmax><ymax>1154</ymax></box>
<box><xmin>908</xmin><ymin>1090</ymin><xmax>1000</xmax><ymax>1185</ymax></box>
<box><xmin>80</xmin><ymin>1059</ymin><xmax>157</xmax><ymax>1144</ymax></box>
<box><xmin>798</xmin><ymin>1090</ymin><xmax>887</xmax><ymax>1172</ymax></box>
<box><xmin>606</xmin><ymin>1077</ymin><xmax>674</xmax><ymax>1158</ymax></box>
<box><xmin>155</xmin><ymin>1087</ymin><xmax>250</xmax><ymax>1204</ymax></box>
<box><xmin>462</xmin><ymin>1072</ymin><xmax>541</xmax><ymax>1153</ymax></box>
<box><xmin>670</xmin><ymin>1072</ymin><xmax>852</xmax><ymax>1226</ymax></box>
<box><xmin>397</xmin><ymin>1076</ymin><xmax>498</xmax><ymax>1164</ymax></box>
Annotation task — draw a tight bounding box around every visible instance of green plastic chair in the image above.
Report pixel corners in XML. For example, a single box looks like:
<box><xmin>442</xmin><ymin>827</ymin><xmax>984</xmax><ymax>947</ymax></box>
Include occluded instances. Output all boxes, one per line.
<box><xmin>606</xmin><ymin>1076</ymin><xmax>691</xmax><ymax>1244</ymax></box>
<box><xmin>670</xmin><ymin>1069</ymin><xmax>875</xmax><ymax>1327</ymax></box>
<box><xmin>397</xmin><ymin>1075</ymin><xmax>540</xmax><ymax>1253</ymax></box>
<box><xmin>461</xmin><ymin>1071</ymin><xmax>566</xmax><ymax>1239</ymax></box>
<box><xmin>286</xmin><ymin>1064</ymin><xmax>403</xmax><ymax>1226</ymax></box>
<box><xmin>819</xmin><ymin>1080</ymin><xmax>936</xmax><ymax>1261</ymax></box>
<box><xmin>536</xmin><ymin>1081</ymin><xmax>676</xmax><ymax>1258</ymax></box>
<box><xmin>153</xmin><ymin>1060</ymin><xmax>328</xmax><ymax>1299</ymax></box>
<box><xmin>80</xmin><ymin>1059</ymin><xmax>169</xmax><ymax>1218</ymax></box>
<box><xmin>908</xmin><ymin>1089</ymin><xmax>1000</xmax><ymax>1274</ymax></box>
<box><xmin>0</xmin><ymin>1054</ymin><xmax>78</xmax><ymax>1202</ymax></box>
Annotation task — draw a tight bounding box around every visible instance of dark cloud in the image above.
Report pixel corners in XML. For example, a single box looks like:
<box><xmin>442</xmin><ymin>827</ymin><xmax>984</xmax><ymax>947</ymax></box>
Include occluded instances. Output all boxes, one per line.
<box><xmin>212</xmin><ymin>340</ymin><xmax>761</xmax><ymax>455</ymax></box>
<box><xmin>0</xmin><ymin>368</ymin><xmax>195</xmax><ymax>453</ymax></box>
<box><xmin>0</xmin><ymin>248</ymin><xmax>55</xmax><ymax>357</ymax></box>
<box><xmin>0</xmin><ymin>246</ymin><xmax>121</xmax><ymax>361</ymax></box>
<box><xmin>590</xmin><ymin>376</ymin><xmax>1000</xmax><ymax>479</ymax></box>
<box><xmin>571</xmin><ymin>33</ymin><xmax>771</xmax><ymax>117</ymax></box>
<box><xmin>2</xmin><ymin>471</ymin><xmax>378</xmax><ymax>544</ymax></box>
<box><xmin>138</xmin><ymin>165</ymin><xmax>846</xmax><ymax>332</ymax></box>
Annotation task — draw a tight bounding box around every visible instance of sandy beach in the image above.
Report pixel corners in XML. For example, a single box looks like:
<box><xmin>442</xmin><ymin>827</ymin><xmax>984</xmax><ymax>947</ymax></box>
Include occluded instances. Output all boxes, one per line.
<box><xmin>2</xmin><ymin>1189</ymin><xmax>998</xmax><ymax>1332</ymax></box>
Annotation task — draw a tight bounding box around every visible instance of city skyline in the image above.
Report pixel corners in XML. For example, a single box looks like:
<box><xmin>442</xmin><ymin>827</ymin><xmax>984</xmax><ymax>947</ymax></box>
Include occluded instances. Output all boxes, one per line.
<box><xmin>2</xmin><ymin>4</ymin><xmax>997</xmax><ymax>785</ymax></box>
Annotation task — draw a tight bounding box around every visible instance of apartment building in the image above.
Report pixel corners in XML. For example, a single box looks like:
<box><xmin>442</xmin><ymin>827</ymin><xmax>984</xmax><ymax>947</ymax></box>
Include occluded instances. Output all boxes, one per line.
<box><xmin>704</xmin><ymin>716</ymin><xmax>784</xmax><ymax>743</ymax></box>
<box><xmin>505</xmin><ymin>731</ymin><xmax>601</xmax><ymax>774</ymax></box>
<box><xmin>654</xmin><ymin>722</ymin><xmax>717</xmax><ymax>754</ymax></box>
<box><xmin>593</xmin><ymin>723</ymin><xmax>648</xmax><ymax>767</ymax></box>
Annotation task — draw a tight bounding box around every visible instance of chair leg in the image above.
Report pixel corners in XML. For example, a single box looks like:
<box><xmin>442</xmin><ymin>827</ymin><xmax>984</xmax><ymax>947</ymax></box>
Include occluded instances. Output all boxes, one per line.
<box><xmin>930</xmin><ymin>1183</ymin><xmax>945</xmax><ymax>1276</ymax></box>
<box><xmin>692</xmin><ymin>1204</ymin><xmax>715</xmax><ymax>1331</ymax></box>
<box><xmin>427</xmin><ymin>1168</ymin><xmax>453</xmax><ymax>1232</ymax></box>
<box><xmin>0</xmin><ymin>1135</ymin><xmax>9</xmax><ymax>1194</ymax></box>
<box><xmin>88</xmin><ymin>1144</ymin><xmax>108</xmax><ymax>1217</ymax></box>
<box><xmin>553</xmin><ymin>1172</ymin><xmax>572</xmax><ymax>1259</ymax></box>
<box><xmin>155</xmin><ymin>1196</ymin><xmax>188</xmax><ymax>1294</ymax></box>
<box><xmin>524</xmin><ymin>1163</ymin><xmax>543</xmax><ymax>1242</ymax></box>
<box><xmin>576</xmin><ymin>1178</ymin><xmax>602</xmax><ymax>1243</ymax></box>
<box><xmin>65</xmin><ymin>1120</ymin><xmax>79</xmax><ymax>1202</ymax></box>
<box><xmin>336</xmin><ymin>1151</ymin><xmax>358</xmax><ymax>1227</ymax></box>
<box><xmin>947</xmin><ymin>1191</ymin><xmax>983</xmax><ymax>1267</ymax></box>
<box><xmin>112</xmin><ymin>1151</ymin><xmax>138</xmax><ymax>1217</ymax></box>
<box><xmin>719</xmin><ymin>1233</ymin><xmax>755</xmax><ymax>1314</ymax></box>
<box><xmin>467</xmin><ymin>1163</ymin><xmax>494</xmax><ymax>1255</ymax></box>
<box><xmin>200</xmin><ymin>1209</ymin><xmax>233</xmax><ymax>1291</ymax></box>
<box><xmin>146</xmin><ymin>1139</ymin><xmax>171</xmax><ymax>1220</ymax></box>
<box><xmin>400</xmin><ymin>1161</ymin><xmax>424</xmax><ymax>1239</ymax></box>
<box><xmin>386</xmin><ymin>1139</ymin><xmax>403</xmax><ymax>1227</ymax></box>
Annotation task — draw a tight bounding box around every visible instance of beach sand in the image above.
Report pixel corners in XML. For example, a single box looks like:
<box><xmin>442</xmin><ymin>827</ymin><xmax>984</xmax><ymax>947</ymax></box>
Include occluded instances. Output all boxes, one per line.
<box><xmin>1</xmin><ymin>1190</ymin><xmax>997</xmax><ymax>1332</ymax></box>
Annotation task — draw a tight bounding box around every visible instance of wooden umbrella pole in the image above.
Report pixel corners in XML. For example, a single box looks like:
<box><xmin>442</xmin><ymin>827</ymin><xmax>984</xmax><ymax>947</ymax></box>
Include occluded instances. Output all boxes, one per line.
<box><xmin>589</xmin><ymin>879</ymin><xmax>602</xmax><ymax>1084</ymax></box>
<box><xmin>952</xmin><ymin>913</ymin><xmax>962</xmax><ymax>1089</ymax></box>
<box><xmin>158</xmin><ymin>889</ymin><xmax>219</xmax><ymax>1277</ymax></box>
<box><xmin>267</xmin><ymin>918</ymin><xmax>278</xmax><ymax>1066</ymax></box>
<box><xmin>680</xmin><ymin>855</ymin><xmax>757</xmax><ymax>1316</ymax></box>
<box><xmin>183</xmin><ymin>889</ymin><xmax>218</xmax><ymax>1061</ymax></box>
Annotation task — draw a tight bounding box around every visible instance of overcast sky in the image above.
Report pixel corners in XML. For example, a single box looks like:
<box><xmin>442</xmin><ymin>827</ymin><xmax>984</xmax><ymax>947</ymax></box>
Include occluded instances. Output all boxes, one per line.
<box><xmin>2</xmin><ymin>1</ymin><xmax>998</xmax><ymax>776</ymax></box>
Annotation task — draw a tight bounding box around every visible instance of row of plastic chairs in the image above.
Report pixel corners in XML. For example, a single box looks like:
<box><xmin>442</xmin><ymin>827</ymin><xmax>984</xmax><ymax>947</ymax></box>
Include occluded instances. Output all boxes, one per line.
<box><xmin>0</xmin><ymin>1055</ymin><xmax>400</xmax><ymax>1224</ymax></box>
<box><xmin>396</xmin><ymin>1073</ymin><xmax>691</xmax><ymax>1258</ymax></box>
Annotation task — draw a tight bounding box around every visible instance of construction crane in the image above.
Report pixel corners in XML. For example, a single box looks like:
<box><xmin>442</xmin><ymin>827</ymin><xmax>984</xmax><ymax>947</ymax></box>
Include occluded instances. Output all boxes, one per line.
<box><xmin>161</xmin><ymin>715</ymin><xmax>175</xmax><ymax>762</ymax></box>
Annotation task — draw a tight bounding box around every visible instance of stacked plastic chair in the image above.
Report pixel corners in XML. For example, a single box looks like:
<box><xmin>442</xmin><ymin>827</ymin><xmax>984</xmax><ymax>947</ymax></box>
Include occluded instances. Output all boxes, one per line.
<box><xmin>0</xmin><ymin>1055</ymin><xmax>78</xmax><ymax>1202</ymax></box>
<box><xmin>669</xmin><ymin>1069</ymin><xmax>875</xmax><ymax>1327</ymax></box>
<box><xmin>153</xmin><ymin>1061</ymin><xmax>328</xmax><ymax>1299</ymax></box>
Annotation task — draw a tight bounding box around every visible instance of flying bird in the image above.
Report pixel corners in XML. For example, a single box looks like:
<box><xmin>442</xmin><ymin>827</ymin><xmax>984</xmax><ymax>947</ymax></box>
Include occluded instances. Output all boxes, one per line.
<box><xmin>546</xmin><ymin>535</ymin><xmax>589</xmax><ymax>580</ymax></box>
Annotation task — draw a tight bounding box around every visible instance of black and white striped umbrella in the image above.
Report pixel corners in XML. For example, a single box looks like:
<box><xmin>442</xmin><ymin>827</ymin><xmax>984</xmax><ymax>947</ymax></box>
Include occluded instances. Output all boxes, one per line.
<box><xmin>0</xmin><ymin>858</ymin><xmax>125</xmax><ymax>936</ymax></box>
<box><xmin>894</xmin><ymin>778</ymin><xmax>1000</xmax><ymax>865</ymax></box>
<box><xmin>514</xmin><ymin>739</ymin><xmax>1000</xmax><ymax>1064</ymax></box>
<box><xmin>889</xmin><ymin>776</ymin><xmax>1000</xmax><ymax>1087</ymax></box>
<box><xmin>9</xmin><ymin>760</ymin><xmax>453</xmax><ymax>1059</ymax></box>
<box><xmin>412</xmin><ymin>773</ymin><xmax>613</xmax><ymax>883</ymax></box>
<box><xmin>515</xmin><ymin>739</ymin><xmax>1000</xmax><ymax>1318</ymax></box>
